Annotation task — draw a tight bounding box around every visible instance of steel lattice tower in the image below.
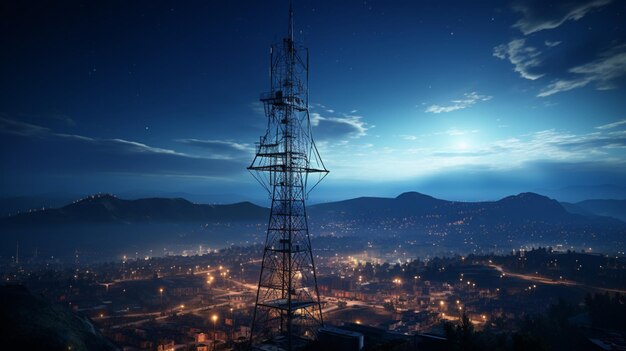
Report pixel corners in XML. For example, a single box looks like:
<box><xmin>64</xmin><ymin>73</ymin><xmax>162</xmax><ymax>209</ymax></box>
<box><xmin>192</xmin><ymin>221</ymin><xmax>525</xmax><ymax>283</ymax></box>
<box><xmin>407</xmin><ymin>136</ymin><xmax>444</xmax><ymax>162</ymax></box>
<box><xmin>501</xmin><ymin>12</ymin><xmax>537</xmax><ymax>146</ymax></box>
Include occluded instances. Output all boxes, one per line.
<box><xmin>248</xmin><ymin>3</ymin><xmax>328</xmax><ymax>349</ymax></box>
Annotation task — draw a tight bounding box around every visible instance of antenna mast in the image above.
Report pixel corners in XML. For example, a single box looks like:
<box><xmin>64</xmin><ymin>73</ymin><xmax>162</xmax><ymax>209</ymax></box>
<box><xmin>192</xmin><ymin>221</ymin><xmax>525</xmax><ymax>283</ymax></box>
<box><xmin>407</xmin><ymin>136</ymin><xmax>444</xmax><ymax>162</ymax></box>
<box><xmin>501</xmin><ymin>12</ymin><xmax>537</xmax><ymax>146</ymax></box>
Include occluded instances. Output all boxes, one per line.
<box><xmin>248</xmin><ymin>2</ymin><xmax>328</xmax><ymax>349</ymax></box>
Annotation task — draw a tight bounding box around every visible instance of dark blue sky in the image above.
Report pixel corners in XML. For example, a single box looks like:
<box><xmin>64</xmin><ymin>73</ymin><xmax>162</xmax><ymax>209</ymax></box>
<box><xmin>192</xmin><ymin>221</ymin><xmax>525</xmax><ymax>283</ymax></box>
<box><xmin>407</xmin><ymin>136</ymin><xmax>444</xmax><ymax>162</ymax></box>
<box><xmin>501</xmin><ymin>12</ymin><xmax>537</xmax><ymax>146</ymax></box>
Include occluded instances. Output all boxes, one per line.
<box><xmin>1</xmin><ymin>0</ymin><xmax>625</xmax><ymax>202</ymax></box>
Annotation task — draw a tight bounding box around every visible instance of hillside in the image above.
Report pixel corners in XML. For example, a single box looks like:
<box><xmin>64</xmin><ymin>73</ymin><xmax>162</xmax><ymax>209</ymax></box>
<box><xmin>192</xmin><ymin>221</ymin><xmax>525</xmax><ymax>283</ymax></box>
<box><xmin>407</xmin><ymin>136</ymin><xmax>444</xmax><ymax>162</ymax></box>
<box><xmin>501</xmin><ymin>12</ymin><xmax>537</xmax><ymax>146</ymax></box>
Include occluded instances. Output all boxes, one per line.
<box><xmin>310</xmin><ymin>192</ymin><xmax>575</xmax><ymax>224</ymax></box>
<box><xmin>1</xmin><ymin>194</ymin><xmax>267</xmax><ymax>225</ymax></box>
<box><xmin>0</xmin><ymin>285</ymin><xmax>118</xmax><ymax>350</ymax></box>
<box><xmin>574</xmin><ymin>199</ymin><xmax>626</xmax><ymax>222</ymax></box>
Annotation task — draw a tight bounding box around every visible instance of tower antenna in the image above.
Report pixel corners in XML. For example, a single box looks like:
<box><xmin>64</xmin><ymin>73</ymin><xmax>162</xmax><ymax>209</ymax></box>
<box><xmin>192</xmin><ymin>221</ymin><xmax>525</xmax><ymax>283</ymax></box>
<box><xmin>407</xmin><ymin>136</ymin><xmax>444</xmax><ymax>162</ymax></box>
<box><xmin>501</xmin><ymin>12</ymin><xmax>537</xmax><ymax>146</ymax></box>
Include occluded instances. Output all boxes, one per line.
<box><xmin>288</xmin><ymin>0</ymin><xmax>294</xmax><ymax>42</ymax></box>
<box><xmin>248</xmin><ymin>1</ymin><xmax>328</xmax><ymax>349</ymax></box>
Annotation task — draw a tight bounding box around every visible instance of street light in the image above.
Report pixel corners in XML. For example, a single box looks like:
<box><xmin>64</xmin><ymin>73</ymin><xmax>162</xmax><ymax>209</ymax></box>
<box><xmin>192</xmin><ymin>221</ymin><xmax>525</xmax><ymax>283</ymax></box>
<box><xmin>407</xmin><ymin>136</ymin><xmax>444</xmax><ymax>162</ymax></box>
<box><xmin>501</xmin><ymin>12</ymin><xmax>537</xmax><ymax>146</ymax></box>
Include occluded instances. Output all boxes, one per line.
<box><xmin>229</xmin><ymin>308</ymin><xmax>234</xmax><ymax>344</ymax></box>
<box><xmin>211</xmin><ymin>314</ymin><xmax>218</xmax><ymax>351</ymax></box>
<box><xmin>207</xmin><ymin>276</ymin><xmax>214</xmax><ymax>297</ymax></box>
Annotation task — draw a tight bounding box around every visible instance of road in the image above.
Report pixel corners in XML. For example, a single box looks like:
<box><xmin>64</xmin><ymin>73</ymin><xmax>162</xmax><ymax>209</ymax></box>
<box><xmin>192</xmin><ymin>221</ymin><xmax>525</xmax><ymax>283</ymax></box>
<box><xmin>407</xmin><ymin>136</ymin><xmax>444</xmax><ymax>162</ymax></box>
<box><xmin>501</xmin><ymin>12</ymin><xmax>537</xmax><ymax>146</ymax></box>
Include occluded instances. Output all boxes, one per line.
<box><xmin>108</xmin><ymin>301</ymin><xmax>230</xmax><ymax>329</ymax></box>
<box><xmin>490</xmin><ymin>264</ymin><xmax>626</xmax><ymax>294</ymax></box>
<box><xmin>224</xmin><ymin>275</ymin><xmax>378</xmax><ymax>315</ymax></box>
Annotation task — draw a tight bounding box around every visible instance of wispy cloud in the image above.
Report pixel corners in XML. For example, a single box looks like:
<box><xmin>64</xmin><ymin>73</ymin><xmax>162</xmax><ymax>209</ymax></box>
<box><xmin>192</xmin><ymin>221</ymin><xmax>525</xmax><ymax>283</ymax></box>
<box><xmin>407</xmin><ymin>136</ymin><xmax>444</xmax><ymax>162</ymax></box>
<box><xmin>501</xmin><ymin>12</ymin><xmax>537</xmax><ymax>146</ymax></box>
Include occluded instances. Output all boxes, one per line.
<box><xmin>532</xmin><ymin>129</ymin><xmax>626</xmax><ymax>151</ymax></box>
<box><xmin>310</xmin><ymin>112</ymin><xmax>369</xmax><ymax>139</ymax></box>
<box><xmin>250</xmin><ymin>101</ymin><xmax>265</xmax><ymax>115</ymax></box>
<box><xmin>0</xmin><ymin>116</ymin><xmax>52</xmax><ymax>137</ymax></box>
<box><xmin>544</xmin><ymin>40</ymin><xmax>562</xmax><ymax>47</ymax></box>
<box><xmin>175</xmin><ymin>139</ymin><xmax>253</xmax><ymax>159</ymax></box>
<box><xmin>429</xmin><ymin>128</ymin><xmax>626</xmax><ymax>163</ymax></box>
<box><xmin>0</xmin><ymin>117</ymin><xmax>188</xmax><ymax>157</ymax></box>
<box><xmin>493</xmin><ymin>39</ymin><xmax>544</xmax><ymax>80</ymax></box>
<box><xmin>596</xmin><ymin>119</ymin><xmax>626</xmax><ymax>130</ymax></box>
<box><xmin>0</xmin><ymin>117</ymin><xmax>246</xmax><ymax>177</ymax></box>
<box><xmin>425</xmin><ymin>92</ymin><xmax>492</xmax><ymax>114</ymax></box>
<box><xmin>392</xmin><ymin>125</ymin><xmax>622</xmax><ymax>175</ymax></box>
<box><xmin>538</xmin><ymin>43</ymin><xmax>626</xmax><ymax>97</ymax></box>
<box><xmin>287</xmin><ymin>120</ymin><xmax>626</xmax><ymax>184</ymax></box>
<box><xmin>445</xmin><ymin>129</ymin><xmax>480</xmax><ymax>136</ymax></box>
<box><xmin>512</xmin><ymin>0</ymin><xmax>612</xmax><ymax>35</ymax></box>
<box><xmin>431</xmin><ymin>150</ymin><xmax>494</xmax><ymax>157</ymax></box>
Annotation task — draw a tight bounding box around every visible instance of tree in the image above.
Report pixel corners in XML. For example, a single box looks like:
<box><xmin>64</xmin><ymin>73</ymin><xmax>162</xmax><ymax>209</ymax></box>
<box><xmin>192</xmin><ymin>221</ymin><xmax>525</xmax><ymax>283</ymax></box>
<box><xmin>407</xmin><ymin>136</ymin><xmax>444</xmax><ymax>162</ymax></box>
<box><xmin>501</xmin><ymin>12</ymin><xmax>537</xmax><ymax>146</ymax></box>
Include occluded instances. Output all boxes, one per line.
<box><xmin>443</xmin><ymin>312</ymin><xmax>480</xmax><ymax>351</ymax></box>
<box><xmin>383</xmin><ymin>301</ymin><xmax>395</xmax><ymax>312</ymax></box>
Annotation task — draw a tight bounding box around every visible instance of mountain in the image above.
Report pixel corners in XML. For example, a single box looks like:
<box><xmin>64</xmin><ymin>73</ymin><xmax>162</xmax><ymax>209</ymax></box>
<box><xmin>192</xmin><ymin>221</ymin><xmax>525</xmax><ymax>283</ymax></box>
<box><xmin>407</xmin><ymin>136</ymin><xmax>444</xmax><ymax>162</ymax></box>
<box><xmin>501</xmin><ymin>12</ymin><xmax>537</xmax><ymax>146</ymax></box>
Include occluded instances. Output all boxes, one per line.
<box><xmin>560</xmin><ymin>202</ymin><xmax>596</xmax><ymax>217</ymax></box>
<box><xmin>537</xmin><ymin>184</ymin><xmax>626</xmax><ymax>203</ymax></box>
<box><xmin>0</xmin><ymin>285</ymin><xmax>118</xmax><ymax>350</ymax></box>
<box><xmin>309</xmin><ymin>192</ymin><xmax>573</xmax><ymax>224</ymax></box>
<box><xmin>2</xmin><ymin>192</ymin><xmax>625</xmax><ymax>260</ymax></box>
<box><xmin>117</xmin><ymin>191</ymin><xmax>260</xmax><ymax>205</ymax></box>
<box><xmin>2</xmin><ymin>191</ymin><xmax>618</xmax><ymax>227</ymax></box>
<box><xmin>0</xmin><ymin>195</ymin><xmax>269</xmax><ymax>261</ymax></box>
<box><xmin>0</xmin><ymin>193</ymin><xmax>84</xmax><ymax>217</ymax></box>
<box><xmin>309</xmin><ymin>191</ymin><xmax>445</xmax><ymax>218</ymax></box>
<box><xmin>1</xmin><ymin>194</ymin><xmax>267</xmax><ymax>225</ymax></box>
<box><xmin>308</xmin><ymin>192</ymin><xmax>625</xmax><ymax>252</ymax></box>
<box><xmin>574</xmin><ymin>199</ymin><xmax>626</xmax><ymax>222</ymax></box>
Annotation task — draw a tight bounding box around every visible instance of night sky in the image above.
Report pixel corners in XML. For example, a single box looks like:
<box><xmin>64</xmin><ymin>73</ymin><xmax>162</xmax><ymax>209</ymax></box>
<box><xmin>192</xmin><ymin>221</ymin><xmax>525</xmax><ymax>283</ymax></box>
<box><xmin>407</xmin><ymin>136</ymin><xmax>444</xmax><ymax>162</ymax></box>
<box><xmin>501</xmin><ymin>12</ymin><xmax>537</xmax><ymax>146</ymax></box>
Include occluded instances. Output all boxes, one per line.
<box><xmin>1</xmin><ymin>0</ymin><xmax>625</xmax><ymax>202</ymax></box>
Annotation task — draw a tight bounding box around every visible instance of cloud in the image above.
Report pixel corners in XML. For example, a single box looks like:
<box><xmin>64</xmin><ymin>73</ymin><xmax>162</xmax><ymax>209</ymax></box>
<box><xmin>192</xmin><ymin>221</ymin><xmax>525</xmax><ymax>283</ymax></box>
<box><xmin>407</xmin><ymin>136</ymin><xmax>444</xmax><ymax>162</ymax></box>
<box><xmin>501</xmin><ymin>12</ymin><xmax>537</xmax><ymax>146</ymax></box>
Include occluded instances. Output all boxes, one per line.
<box><xmin>0</xmin><ymin>117</ymin><xmax>245</xmax><ymax>177</ymax></box>
<box><xmin>596</xmin><ymin>119</ymin><xmax>626</xmax><ymax>130</ymax></box>
<box><xmin>470</xmin><ymin>129</ymin><xmax>626</xmax><ymax>162</ymax></box>
<box><xmin>0</xmin><ymin>116</ymin><xmax>53</xmax><ymax>137</ymax></box>
<box><xmin>445</xmin><ymin>129</ymin><xmax>480</xmax><ymax>136</ymax></box>
<box><xmin>493</xmin><ymin>39</ymin><xmax>544</xmax><ymax>80</ymax></box>
<box><xmin>536</xmin><ymin>129</ymin><xmax>626</xmax><ymax>151</ymax></box>
<box><xmin>544</xmin><ymin>40</ymin><xmax>562</xmax><ymax>47</ymax></box>
<box><xmin>310</xmin><ymin>112</ymin><xmax>369</xmax><ymax>139</ymax></box>
<box><xmin>425</xmin><ymin>92</ymin><xmax>492</xmax><ymax>114</ymax></box>
<box><xmin>281</xmin><ymin>118</ymin><xmax>626</xmax><ymax>194</ymax></box>
<box><xmin>381</xmin><ymin>126</ymin><xmax>626</xmax><ymax>178</ymax></box>
<box><xmin>431</xmin><ymin>150</ymin><xmax>494</xmax><ymax>157</ymax></box>
<box><xmin>512</xmin><ymin>0</ymin><xmax>612</xmax><ymax>35</ymax></box>
<box><xmin>176</xmin><ymin>139</ymin><xmax>253</xmax><ymax>159</ymax></box>
<box><xmin>538</xmin><ymin>43</ymin><xmax>626</xmax><ymax>97</ymax></box>
<box><xmin>0</xmin><ymin>116</ymin><xmax>186</xmax><ymax>156</ymax></box>
<box><xmin>250</xmin><ymin>101</ymin><xmax>265</xmax><ymax>115</ymax></box>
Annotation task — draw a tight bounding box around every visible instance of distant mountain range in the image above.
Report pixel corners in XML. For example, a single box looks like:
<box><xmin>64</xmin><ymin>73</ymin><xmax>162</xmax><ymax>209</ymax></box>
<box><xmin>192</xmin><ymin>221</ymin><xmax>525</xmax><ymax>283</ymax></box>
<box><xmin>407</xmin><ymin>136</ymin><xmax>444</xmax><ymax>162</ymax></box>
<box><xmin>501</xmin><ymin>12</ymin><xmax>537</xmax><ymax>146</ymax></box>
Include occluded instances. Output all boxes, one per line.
<box><xmin>309</xmin><ymin>191</ymin><xmax>574</xmax><ymax>223</ymax></box>
<box><xmin>0</xmin><ymin>193</ymin><xmax>83</xmax><ymax>217</ymax></box>
<box><xmin>537</xmin><ymin>184</ymin><xmax>626</xmax><ymax>203</ymax></box>
<box><xmin>1</xmin><ymin>191</ymin><xmax>625</xmax><ymax>260</ymax></box>
<box><xmin>0</xmin><ymin>192</ymin><xmax>259</xmax><ymax>217</ymax></box>
<box><xmin>307</xmin><ymin>192</ymin><xmax>625</xmax><ymax>250</ymax></box>
<box><xmin>4</xmin><ymin>190</ymin><xmax>625</xmax><ymax>222</ymax></box>
<box><xmin>4</xmin><ymin>191</ymin><xmax>606</xmax><ymax>225</ymax></box>
<box><xmin>1</xmin><ymin>194</ymin><xmax>266</xmax><ymax>225</ymax></box>
<box><xmin>561</xmin><ymin>200</ymin><xmax>626</xmax><ymax>222</ymax></box>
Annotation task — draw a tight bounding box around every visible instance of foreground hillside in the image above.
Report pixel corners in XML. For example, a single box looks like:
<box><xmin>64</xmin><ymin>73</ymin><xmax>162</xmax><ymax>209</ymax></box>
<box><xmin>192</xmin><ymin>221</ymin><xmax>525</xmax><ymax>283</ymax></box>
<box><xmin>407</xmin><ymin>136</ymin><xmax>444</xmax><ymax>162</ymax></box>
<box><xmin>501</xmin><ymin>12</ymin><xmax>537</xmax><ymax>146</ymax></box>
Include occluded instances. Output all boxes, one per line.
<box><xmin>0</xmin><ymin>285</ymin><xmax>118</xmax><ymax>350</ymax></box>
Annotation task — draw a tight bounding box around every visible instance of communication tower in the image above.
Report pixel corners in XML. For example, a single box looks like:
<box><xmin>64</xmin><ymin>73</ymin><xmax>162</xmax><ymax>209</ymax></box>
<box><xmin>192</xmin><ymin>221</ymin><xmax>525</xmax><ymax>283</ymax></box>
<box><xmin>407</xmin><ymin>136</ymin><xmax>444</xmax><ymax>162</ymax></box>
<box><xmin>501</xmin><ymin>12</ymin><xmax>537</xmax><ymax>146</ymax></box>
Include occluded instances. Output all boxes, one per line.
<box><xmin>248</xmin><ymin>3</ymin><xmax>328</xmax><ymax>350</ymax></box>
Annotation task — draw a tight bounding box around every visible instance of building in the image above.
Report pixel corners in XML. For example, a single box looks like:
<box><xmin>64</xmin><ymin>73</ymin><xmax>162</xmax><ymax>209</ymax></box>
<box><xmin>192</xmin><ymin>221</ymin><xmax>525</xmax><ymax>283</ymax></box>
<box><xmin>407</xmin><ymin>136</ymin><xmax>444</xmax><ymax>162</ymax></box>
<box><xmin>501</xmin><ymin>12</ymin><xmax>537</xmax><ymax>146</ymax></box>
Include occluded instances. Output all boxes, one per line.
<box><xmin>318</xmin><ymin>326</ymin><xmax>364</xmax><ymax>351</ymax></box>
